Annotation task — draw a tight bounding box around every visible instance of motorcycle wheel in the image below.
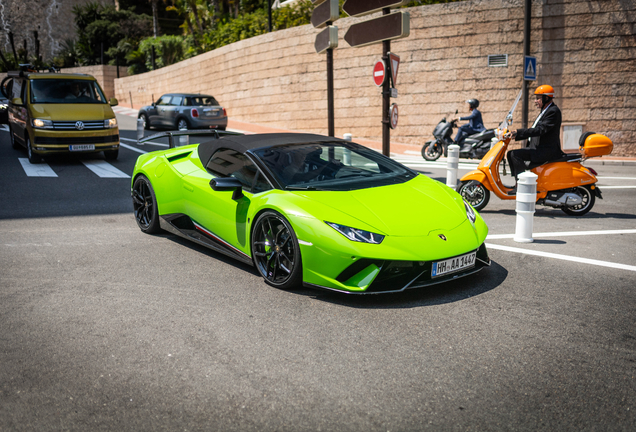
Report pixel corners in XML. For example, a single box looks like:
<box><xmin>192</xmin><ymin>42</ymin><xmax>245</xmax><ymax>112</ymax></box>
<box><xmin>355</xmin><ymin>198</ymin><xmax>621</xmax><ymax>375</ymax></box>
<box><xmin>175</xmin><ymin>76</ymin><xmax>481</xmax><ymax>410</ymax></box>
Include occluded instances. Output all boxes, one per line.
<box><xmin>422</xmin><ymin>142</ymin><xmax>443</xmax><ymax>161</ymax></box>
<box><xmin>561</xmin><ymin>186</ymin><xmax>595</xmax><ymax>216</ymax></box>
<box><xmin>457</xmin><ymin>180</ymin><xmax>490</xmax><ymax>211</ymax></box>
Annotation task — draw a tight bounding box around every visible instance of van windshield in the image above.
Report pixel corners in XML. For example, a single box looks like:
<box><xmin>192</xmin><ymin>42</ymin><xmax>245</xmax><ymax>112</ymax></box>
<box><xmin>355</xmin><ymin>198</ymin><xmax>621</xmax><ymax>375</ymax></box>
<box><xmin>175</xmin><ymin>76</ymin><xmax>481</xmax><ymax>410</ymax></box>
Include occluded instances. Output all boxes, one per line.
<box><xmin>30</xmin><ymin>79</ymin><xmax>107</xmax><ymax>104</ymax></box>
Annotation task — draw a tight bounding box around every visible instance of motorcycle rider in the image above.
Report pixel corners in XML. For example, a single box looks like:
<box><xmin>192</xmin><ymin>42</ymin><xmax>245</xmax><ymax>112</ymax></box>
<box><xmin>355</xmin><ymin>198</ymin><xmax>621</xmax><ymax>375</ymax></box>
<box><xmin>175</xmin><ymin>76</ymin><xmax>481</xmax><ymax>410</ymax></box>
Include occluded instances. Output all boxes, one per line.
<box><xmin>453</xmin><ymin>99</ymin><xmax>486</xmax><ymax>144</ymax></box>
<box><xmin>506</xmin><ymin>85</ymin><xmax>563</xmax><ymax>194</ymax></box>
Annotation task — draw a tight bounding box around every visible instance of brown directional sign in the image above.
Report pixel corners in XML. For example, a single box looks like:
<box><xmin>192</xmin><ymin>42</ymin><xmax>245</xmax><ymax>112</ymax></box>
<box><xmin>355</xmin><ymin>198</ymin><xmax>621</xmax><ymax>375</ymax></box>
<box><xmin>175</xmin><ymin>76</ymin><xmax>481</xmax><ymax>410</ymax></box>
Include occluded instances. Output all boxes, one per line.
<box><xmin>314</xmin><ymin>26</ymin><xmax>339</xmax><ymax>54</ymax></box>
<box><xmin>344</xmin><ymin>11</ymin><xmax>410</xmax><ymax>48</ymax></box>
<box><xmin>343</xmin><ymin>0</ymin><xmax>409</xmax><ymax>17</ymax></box>
<box><xmin>311</xmin><ymin>0</ymin><xmax>340</xmax><ymax>29</ymax></box>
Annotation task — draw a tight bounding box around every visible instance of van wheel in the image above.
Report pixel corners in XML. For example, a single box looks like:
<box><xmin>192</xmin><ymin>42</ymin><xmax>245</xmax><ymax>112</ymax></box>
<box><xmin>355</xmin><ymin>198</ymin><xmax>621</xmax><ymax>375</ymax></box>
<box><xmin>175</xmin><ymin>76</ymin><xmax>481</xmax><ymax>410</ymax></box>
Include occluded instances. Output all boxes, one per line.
<box><xmin>26</xmin><ymin>136</ymin><xmax>41</xmax><ymax>164</ymax></box>
<box><xmin>104</xmin><ymin>149</ymin><xmax>119</xmax><ymax>160</ymax></box>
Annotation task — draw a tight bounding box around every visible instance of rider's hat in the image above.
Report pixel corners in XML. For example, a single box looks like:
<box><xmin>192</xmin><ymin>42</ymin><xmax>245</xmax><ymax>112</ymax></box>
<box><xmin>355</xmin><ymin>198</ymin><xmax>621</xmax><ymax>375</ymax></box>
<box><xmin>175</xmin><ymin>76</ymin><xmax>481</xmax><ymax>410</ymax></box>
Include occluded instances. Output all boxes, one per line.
<box><xmin>534</xmin><ymin>85</ymin><xmax>555</xmax><ymax>97</ymax></box>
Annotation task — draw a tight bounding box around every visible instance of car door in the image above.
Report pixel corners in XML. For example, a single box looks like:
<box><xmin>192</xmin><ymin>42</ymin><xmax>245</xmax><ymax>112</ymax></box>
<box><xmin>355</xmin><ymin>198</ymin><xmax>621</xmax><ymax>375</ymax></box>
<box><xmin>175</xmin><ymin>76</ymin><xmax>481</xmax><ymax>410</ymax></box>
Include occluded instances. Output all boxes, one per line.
<box><xmin>162</xmin><ymin>95</ymin><xmax>183</xmax><ymax>129</ymax></box>
<box><xmin>150</xmin><ymin>95</ymin><xmax>171</xmax><ymax>126</ymax></box>
<box><xmin>182</xmin><ymin>148</ymin><xmax>271</xmax><ymax>253</ymax></box>
<box><xmin>8</xmin><ymin>78</ymin><xmax>28</xmax><ymax>144</ymax></box>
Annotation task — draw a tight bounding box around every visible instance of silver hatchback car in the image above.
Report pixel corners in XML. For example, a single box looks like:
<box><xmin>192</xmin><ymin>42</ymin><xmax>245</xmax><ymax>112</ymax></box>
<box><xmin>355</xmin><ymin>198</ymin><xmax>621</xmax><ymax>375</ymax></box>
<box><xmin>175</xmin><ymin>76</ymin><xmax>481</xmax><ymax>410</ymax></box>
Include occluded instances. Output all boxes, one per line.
<box><xmin>138</xmin><ymin>93</ymin><xmax>228</xmax><ymax>131</ymax></box>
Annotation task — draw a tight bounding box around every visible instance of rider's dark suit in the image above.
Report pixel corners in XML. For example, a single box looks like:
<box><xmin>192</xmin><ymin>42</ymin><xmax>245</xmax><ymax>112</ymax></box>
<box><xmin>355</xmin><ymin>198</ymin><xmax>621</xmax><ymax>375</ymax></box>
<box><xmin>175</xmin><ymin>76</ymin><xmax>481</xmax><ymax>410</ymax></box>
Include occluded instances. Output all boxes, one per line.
<box><xmin>507</xmin><ymin>102</ymin><xmax>563</xmax><ymax>179</ymax></box>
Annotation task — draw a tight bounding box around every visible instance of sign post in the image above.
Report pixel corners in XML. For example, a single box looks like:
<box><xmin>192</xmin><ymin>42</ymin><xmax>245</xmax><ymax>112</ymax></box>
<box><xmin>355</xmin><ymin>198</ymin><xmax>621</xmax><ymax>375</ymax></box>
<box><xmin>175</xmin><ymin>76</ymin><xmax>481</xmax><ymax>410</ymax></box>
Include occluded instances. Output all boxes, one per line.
<box><xmin>343</xmin><ymin>0</ymin><xmax>410</xmax><ymax>156</ymax></box>
<box><xmin>312</xmin><ymin>0</ymin><xmax>339</xmax><ymax>137</ymax></box>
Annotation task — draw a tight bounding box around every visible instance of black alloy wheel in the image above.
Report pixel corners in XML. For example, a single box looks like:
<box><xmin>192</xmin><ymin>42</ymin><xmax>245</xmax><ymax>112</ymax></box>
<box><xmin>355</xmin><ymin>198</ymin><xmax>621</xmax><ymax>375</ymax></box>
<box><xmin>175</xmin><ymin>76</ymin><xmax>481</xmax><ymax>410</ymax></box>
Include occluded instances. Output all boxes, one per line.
<box><xmin>457</xmin><ymin>180</ymin><xmax>490</xmax><ymax>211</ymax></box>
<box><xmin>132</xmin><ymin>175</ymin><xmax>161</xmax><ymax>233</ymax></box>
<box><xmin>251</xmin><ymin>211</ymin><xmax>302</xmax><ymax>290</ymax></box>
<box><xmin>421</xmin><ymin>142</ymin><xmax>443</xmax><ymax>161</ymax></box>
<box><xmin>561</xmin><ymin>185</ymin><xmax>595</xmax><ymax>216</ymax></box>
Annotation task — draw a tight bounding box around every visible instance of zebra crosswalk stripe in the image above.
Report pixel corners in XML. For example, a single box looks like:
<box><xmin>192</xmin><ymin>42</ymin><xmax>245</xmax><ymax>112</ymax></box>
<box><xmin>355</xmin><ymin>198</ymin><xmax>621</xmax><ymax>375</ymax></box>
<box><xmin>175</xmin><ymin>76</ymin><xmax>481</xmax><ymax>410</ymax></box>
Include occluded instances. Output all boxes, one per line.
<box><xmin>19</xmin><ymin>158</ymin><xmax>58</xmax><ymax>177</ymax></box>
<box><xmin>82</xmin><ymin>160</ymin><xmax>130</xmax><ymax>178</ymax></box>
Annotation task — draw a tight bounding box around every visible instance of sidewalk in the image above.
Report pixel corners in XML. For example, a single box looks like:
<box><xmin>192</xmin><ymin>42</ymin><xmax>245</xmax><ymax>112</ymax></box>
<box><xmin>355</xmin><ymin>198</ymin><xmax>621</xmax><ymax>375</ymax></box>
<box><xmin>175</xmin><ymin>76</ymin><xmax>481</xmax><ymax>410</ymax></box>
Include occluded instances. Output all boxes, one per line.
<box><xmin>113</xmin><ymin>106</ymin><xmax>636</xmax><ymax>165</ymax></box>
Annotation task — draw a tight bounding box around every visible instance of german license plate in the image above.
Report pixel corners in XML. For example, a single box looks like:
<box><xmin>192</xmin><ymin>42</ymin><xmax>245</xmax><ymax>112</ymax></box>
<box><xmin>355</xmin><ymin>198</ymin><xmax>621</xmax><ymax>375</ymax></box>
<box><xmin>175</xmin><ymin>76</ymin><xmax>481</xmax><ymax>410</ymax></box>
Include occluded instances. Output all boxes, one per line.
<box><xmin>431</xmin><ymin>251</ymin><xmax>476</xmax><ymax>278</ymax></box>
<box><xmin>69</xmin><ymin>144</ymin><xmax>95</xmax><ymax>151</ymax></box>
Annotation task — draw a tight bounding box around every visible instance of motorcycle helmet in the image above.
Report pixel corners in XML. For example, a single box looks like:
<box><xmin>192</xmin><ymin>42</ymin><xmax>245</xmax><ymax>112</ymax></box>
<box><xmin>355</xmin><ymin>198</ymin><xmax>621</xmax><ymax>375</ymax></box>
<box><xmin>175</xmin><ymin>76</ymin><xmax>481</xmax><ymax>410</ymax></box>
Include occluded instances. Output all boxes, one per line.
<box><xmin>466</xmin><ymin>99</ymin><xmax>479</xmax><ymax>109</ymax></box>
<box><xmin>534</xmin><ymin>85</ymin><xmax>555</xmax><ymax>104</ymax></box>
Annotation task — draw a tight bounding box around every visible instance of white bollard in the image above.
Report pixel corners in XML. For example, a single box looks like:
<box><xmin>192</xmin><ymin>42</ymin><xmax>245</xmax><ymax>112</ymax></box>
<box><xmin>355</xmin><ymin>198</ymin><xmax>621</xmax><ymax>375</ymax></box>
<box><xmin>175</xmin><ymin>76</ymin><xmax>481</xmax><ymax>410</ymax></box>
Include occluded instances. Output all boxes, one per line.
<box><xmin>446</xmin><ymin>144</ymin><xmax>460</xmax><ymax>188</ymax></box>
<box><xmin>342</xmin><ymin>133</ymin><xmax>352</xmax><ymax>165</ymax></box>
<box><xmin>136</xmin><ymin>118</ymin><xmax>145</xmax><ymax>144</ymax></box>
<box><xmin>514</xmin><ymin>171</ymin><xmax>538</xmax><ymax>243</ymax></box>
<box><xmin>178</xmin><ymin>134</ymin><xmax>190</xmax><ymax>147</ymax></box>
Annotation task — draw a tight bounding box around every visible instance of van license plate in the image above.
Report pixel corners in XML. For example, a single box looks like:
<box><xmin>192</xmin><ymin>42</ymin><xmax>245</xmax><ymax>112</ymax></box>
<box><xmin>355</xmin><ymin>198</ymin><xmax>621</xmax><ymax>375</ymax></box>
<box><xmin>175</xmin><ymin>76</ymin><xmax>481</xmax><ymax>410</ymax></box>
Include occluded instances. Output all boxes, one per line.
<box><xmin>69</xmin><ymin>144</ymin><xmax>95</xmax><ymax>152</ymax></box>
<box><xmin>431</xmin><ymin>252</ymin><xmax>476</xmax><ymax>278</ymax></box>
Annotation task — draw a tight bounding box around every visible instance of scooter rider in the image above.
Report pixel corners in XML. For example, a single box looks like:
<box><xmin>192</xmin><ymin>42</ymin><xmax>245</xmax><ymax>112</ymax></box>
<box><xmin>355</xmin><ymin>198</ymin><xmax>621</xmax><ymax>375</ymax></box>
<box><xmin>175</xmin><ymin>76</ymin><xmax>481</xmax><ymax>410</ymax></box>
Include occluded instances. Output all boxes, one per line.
<box><xmin>453</xmin><ymin>99</ymin><xmax>486</xmax><ymax>144</ymax></box>
<box><xmin>506</xmin><ymin>85</ymin><xmax>563</xmax><ymax>193</ymax></box>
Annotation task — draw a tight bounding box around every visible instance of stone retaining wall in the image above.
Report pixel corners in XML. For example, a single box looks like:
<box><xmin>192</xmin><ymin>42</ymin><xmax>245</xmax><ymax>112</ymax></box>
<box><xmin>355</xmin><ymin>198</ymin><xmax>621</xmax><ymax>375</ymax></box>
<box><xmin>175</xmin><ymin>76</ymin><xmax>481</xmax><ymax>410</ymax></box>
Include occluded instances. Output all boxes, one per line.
<box><xmin>107</xmin><ymin>0</ymin><xmax>634</xmax><ymax>157</ymax></box>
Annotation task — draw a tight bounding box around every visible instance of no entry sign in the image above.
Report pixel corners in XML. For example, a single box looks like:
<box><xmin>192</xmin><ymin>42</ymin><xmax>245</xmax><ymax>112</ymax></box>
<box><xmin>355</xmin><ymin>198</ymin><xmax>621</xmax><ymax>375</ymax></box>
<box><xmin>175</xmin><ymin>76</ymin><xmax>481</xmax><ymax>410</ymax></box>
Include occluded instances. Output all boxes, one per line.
<box><xmin>373</xmin><ymin>60</ymin><xmax>386</xmax><ymax>86</ymax></box>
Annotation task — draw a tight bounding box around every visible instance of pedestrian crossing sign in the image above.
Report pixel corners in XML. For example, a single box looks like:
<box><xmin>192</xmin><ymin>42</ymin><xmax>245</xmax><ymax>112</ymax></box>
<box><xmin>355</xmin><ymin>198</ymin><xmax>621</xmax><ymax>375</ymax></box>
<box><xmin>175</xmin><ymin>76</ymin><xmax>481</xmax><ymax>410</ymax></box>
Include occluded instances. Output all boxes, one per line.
<box><xmin>524</xmin><ymin>56</ymin><xmax>537</xmax><ymax>81</ymax></box>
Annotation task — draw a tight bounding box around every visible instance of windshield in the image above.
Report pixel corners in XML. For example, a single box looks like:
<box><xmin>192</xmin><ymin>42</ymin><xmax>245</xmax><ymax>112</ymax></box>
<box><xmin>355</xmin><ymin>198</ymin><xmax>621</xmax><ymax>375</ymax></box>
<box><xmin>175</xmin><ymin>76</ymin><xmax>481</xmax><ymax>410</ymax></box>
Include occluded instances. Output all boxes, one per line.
<box><xmin>252</xmin><ymin>142</ymin><xmax>416</xmax><ymax>191</ymax></box>
<box><xmin>30</xmin><ymin>79</ymin><xmax>107</xmax><ymax>104</ymax></box>
<box><xmin>185</xmin><ymin>96</ymin><xmax>220</xmax><ymax>106</ymax></box>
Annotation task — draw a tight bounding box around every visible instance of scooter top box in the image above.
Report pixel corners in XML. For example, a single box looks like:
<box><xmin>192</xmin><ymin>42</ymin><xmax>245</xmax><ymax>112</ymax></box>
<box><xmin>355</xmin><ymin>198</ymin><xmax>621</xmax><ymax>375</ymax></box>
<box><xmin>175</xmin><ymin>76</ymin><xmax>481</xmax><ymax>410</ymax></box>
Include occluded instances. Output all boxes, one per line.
<box><xmin>582</xmin><ymin>134</ymin><xmax>613</xmax><ymax>158</ymax></box>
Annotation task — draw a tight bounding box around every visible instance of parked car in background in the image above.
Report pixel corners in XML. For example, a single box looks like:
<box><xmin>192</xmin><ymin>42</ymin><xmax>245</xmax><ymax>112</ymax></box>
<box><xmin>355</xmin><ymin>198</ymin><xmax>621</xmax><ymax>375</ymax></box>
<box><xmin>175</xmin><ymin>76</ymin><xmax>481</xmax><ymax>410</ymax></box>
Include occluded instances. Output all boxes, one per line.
<box><xmin>138</xmin><ymin>93</ymin><xmax>228</xmax><ymax>131</ymax></box>
<box><xmin>1</xmin><ymin>68</ymin><xmax>120</xmax><ymax>163</ymax></box>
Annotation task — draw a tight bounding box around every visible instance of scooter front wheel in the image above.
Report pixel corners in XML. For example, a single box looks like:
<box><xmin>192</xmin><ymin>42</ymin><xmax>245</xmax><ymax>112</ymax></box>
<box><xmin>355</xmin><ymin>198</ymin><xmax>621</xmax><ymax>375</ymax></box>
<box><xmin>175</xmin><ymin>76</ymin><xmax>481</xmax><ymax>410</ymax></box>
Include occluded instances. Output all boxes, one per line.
<box><xmin>561</xmin><ymin>186</ymin><xmax>595</xmax><ymax>216</ymax></box>
<box><xmin>422</xmin><ymin>142</ymin><xmax>443</xmax><ymax>161</ymax></box>
<box><xmin>457</xmin><ymin>180</ymin><xmax>490</xmax><ymax>211</ymax></box>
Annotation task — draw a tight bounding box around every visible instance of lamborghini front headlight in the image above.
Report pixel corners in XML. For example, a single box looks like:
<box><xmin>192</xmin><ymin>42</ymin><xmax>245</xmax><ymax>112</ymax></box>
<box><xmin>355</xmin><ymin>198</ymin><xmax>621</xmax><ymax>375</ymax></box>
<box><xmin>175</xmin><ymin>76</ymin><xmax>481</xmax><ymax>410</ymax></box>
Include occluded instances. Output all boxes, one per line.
<box><xmin>325</xmin><ymin>222</ymin><xmax>385</xmax><ymax>244</ymax></box>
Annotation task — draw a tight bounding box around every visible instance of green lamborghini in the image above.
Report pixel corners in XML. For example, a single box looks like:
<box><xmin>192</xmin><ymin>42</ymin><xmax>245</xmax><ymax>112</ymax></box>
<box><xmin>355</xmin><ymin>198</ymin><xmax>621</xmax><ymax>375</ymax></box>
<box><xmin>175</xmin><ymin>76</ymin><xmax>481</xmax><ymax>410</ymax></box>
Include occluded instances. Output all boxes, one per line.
<box><xmin>131</xmin><ymin>133</ymin><xmax>490</xmax><ymax>294</ymax></box>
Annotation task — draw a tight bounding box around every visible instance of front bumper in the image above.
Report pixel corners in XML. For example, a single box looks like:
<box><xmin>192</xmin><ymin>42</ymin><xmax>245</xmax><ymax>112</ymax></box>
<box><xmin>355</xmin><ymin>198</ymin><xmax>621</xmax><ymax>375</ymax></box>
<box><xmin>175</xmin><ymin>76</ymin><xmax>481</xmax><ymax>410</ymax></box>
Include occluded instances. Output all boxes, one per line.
<box><xmin>31</xmin><ymin>129</ymin><xmax>119</xmax><ymax>154</ymax></box>
<box><xmin>303</xmin><ymin>243</ymin><xmax>490</xmax><ymax>294</ymax></box>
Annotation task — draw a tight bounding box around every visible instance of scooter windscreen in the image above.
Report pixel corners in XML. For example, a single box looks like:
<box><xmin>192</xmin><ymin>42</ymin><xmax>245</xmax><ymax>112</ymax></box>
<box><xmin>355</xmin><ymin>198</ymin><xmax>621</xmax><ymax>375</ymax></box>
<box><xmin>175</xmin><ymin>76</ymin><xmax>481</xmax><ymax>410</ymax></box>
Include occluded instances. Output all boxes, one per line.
<box><xmin>497</xmin><ymin>89</ymin><xmax>523</xmax><ymax>135</ymax></box>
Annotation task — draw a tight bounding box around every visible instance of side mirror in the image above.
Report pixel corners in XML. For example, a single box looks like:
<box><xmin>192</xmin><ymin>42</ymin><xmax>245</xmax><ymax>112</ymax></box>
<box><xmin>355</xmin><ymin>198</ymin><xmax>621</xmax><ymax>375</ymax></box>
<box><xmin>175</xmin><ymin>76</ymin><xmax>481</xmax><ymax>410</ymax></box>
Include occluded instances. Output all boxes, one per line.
<box><xmin>209</xmin><ymin>177</ymin><xmax>244</xmax><ymax>200</ymax></box>
<box><xmin>109</xmin><ymin>97</ymin><xmax>118</xmax><ymax>106</ymax></box>
<box><xmin>11</xmin><ymin>97</ymin><xmax>23</xmax><ymax>106</ymax></box>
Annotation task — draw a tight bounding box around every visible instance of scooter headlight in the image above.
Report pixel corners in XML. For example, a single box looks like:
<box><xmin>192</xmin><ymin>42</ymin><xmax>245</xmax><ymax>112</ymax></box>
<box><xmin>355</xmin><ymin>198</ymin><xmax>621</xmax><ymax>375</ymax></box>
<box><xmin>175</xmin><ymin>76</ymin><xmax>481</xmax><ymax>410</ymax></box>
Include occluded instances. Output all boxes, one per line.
<box><xmin>464</xmin><ymin>199</ymin><xmax>477</xmax><ymax>224</ymax></box>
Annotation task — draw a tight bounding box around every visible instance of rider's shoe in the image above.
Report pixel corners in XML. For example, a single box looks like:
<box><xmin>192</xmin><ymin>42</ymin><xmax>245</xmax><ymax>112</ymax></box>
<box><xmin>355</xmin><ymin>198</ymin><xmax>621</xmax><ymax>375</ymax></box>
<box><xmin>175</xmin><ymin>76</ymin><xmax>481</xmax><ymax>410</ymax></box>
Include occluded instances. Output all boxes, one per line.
<box><xmin>507</xmin><ymin>186</ymin><xmax>517</xmax><ymax>196</ymax></box>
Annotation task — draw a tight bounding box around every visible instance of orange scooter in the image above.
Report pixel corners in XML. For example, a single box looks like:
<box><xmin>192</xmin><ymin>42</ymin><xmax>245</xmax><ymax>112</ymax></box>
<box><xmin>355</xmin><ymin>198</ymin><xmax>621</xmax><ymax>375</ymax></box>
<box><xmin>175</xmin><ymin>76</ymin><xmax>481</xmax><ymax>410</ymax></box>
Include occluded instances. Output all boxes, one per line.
<box><xmin>457</xmin><ymin>130</ymin><xmax>614</xmax><ymax>216</ymax></box>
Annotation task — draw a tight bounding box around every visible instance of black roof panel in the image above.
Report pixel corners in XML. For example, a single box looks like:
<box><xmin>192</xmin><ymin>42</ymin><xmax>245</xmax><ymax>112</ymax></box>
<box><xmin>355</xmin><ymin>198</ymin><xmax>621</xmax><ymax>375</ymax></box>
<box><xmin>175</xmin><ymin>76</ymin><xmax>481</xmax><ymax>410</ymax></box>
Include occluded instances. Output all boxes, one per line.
<box><xmin>197</xmin><ymin>133</ymin><xmax>346</xmax><ymax>168</ymax></box>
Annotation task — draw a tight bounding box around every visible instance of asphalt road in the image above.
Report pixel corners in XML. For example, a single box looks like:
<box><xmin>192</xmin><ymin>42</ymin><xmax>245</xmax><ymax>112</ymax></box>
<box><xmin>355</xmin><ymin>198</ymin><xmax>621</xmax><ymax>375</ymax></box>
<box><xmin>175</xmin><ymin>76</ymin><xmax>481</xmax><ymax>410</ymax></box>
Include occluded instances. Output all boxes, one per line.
<box><xmin>1</xmin><ymin>114</ymin><xmax>635</xmax><ymax>431</ymax></box>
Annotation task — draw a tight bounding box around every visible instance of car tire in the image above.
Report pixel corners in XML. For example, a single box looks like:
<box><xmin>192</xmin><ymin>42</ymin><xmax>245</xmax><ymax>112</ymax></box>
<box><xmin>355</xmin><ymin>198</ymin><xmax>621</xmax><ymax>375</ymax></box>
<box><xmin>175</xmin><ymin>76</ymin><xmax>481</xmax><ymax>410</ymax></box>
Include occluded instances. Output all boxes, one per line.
<box><xmin>132</xmin><ymin>175</ymin><xmax>162</xmax><ymax>234</ymax></box>
<box><xmin>561</xmin><ymin>186</ymin><xmax>595</xmax><ymax>216</ymax></box>
<box><xmin>457</xmin><ymin>180</ymin><xmax>490</xmax><ymax>211</ymax></box>
<box><xmin>26</xmin><ymin>136</ymin><xmax>41</xmax><ymax>164</ymax></box>
<box><xmin>104</xmin><ymin>149</ymin><xmax>119</xmax><ymax>160</ymax></box>
<box><xmin>139</xmin><ymin>113</ymin><xmax>150</xmax><ymax>130</ymax></box>
<box><xmin>177</xmin><ymin>118</ymin><xmax>189</xmax><ymax>131</ymax></box>
<box><xmin>251</xmin><ymin>210</ymin><xmax>303</xmax><ymax>290</ymax></box>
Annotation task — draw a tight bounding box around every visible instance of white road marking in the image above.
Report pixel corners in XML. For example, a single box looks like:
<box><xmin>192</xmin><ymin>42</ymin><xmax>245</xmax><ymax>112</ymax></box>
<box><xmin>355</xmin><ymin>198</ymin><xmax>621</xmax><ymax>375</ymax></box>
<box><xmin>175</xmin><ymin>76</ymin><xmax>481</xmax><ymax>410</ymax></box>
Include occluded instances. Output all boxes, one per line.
<box><xmin>597</xmin><ymin>176</ymin><xmax>636</xmax><ymax>180</ymax></box>
<box><xmin>485</xmin><ymin>243</ymin><xmax>636</xmax><ymax>273</ymax></box>
<box><xmin>82</xmin><ymin>160</ymin><xmax>130</xmax><ymax>178</ymax></box>
<box><xmin>599</xmin><ymin>186</ymin><xmax>636</xmax><ymax>189</ymax></box>
<box><xmin>119</xmin><ymin>142</ymin><xmax>148</xmax><ymax>154</ymax></box>
<box><xmin>487</xmin><ymin>228</ymin><xmax>636</xmax><ymax>239</ymax></box>
<box><xmin>18</xmin><ymin>158</ymin><xmax>58</xmax><ymax>177</ymax></box>
<box><xmin>0</xmin><ymin>124</ymin><xmax>9</xmax><ymax>132</ymax></box>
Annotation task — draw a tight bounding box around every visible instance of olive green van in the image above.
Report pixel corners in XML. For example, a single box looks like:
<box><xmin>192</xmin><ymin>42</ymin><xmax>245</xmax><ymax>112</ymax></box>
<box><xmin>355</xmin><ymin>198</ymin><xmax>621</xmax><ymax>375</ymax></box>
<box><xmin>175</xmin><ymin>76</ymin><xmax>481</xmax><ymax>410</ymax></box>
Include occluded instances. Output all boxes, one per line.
<box><xmin>2</xmin><ymin>70</ymin><xmax>119</xmax><ymax>163</ymax></box>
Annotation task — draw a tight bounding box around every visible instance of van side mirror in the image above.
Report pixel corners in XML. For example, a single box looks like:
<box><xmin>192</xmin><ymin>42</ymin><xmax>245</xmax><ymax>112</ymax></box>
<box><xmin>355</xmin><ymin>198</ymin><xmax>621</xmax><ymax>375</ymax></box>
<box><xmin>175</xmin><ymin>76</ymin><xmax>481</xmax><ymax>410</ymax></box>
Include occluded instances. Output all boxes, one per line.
<box><xmin>209</xmin><ymin>177</ymin><xmax>244</xmax><ymax>200</ymax></box>
<box><xmin>11</xmin><ymin>97</ymin><xmax>23</xmax><ymax>106</ymax></box>
<box><xmin>109</xmin><ymin>97</ymin><xmax>118</xmax><ymax>106</ymax></box>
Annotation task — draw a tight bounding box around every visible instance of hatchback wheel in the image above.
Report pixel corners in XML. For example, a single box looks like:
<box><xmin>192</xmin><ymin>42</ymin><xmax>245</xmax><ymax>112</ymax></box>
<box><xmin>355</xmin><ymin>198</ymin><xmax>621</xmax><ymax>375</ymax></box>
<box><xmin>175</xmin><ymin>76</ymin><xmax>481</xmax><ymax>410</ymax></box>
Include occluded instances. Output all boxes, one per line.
<box><xmin>177</xmin><ymin>118</ymin><xmax>189</xmax><ymax>130</ymax></box>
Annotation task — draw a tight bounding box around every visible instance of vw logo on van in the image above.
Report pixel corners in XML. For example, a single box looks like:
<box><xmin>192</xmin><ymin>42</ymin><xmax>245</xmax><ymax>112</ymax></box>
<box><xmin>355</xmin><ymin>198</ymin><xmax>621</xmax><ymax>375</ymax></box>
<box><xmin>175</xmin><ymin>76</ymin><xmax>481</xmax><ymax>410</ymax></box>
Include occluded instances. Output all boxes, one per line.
<box><xmin>75</xmin><ymin>121</ymin><xmax>85</xmax><ymax>130</ymax></box>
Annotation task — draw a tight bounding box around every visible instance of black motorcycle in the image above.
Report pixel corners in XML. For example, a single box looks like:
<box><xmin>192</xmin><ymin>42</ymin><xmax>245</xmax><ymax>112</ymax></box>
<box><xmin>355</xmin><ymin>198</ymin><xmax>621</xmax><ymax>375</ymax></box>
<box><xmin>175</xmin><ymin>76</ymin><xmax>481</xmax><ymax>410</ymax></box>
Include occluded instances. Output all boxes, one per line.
<box><xmin>421</xmin><ymin>113</ymin><xmax>495</xmax><ymax>161</ymax></box>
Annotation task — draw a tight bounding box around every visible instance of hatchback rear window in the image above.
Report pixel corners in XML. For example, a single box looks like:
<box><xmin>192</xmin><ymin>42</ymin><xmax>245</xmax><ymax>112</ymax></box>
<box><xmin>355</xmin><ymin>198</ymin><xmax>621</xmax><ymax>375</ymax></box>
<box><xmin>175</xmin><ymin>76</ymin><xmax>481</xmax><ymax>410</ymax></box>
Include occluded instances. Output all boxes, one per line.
<box><xmin>185</xmin><ymin>96</ymin><xmax>219</xmax><ymax>106</ymax></box>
